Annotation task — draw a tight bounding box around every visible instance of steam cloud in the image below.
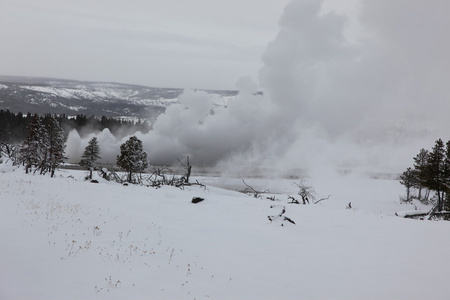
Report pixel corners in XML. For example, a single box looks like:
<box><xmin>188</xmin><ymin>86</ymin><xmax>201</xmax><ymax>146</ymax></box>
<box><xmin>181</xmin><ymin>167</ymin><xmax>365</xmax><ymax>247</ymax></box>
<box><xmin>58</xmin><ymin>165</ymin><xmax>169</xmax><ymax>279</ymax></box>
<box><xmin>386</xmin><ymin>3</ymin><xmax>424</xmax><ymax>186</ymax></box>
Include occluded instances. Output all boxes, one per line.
<box><xmin>67</xmin><ymin>0</ymin><xmax>450</xmax><ymax>176</ymax></box>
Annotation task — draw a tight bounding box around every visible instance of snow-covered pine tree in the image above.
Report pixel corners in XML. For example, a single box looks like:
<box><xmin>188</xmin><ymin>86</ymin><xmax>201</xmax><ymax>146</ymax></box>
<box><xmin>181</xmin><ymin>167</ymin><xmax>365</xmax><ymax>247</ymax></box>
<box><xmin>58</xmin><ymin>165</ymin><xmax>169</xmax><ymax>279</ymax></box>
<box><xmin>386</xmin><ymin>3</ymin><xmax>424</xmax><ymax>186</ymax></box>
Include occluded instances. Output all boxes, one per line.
<box><xmin>44</xmin><ymin>116</ymin><xmax>67</xmax><ymax>177</ymax></box>
<box><xmin>116</xmin><ymin>136</ymin><xmax>148</xmax><ymax>182</ymax></box>
<box><xmin>80</xmin><ymin>137</ymin><xmax>101</xmax><ymax>180</ymax></box>
<box><xmin>19</xmin><ymin>114</ymin><xmax>48</xmax><ymax>174</ymax></box>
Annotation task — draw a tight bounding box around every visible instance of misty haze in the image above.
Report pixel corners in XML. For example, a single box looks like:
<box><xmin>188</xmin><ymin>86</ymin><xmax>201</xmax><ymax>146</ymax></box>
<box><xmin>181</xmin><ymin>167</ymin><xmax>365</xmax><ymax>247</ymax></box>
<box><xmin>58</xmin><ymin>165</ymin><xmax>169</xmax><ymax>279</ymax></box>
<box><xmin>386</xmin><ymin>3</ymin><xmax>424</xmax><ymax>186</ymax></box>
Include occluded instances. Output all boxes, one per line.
<box><xmin>1</xmin><ymin>0</ymin><xmax>450</xmax><ymax>299</ymax></box>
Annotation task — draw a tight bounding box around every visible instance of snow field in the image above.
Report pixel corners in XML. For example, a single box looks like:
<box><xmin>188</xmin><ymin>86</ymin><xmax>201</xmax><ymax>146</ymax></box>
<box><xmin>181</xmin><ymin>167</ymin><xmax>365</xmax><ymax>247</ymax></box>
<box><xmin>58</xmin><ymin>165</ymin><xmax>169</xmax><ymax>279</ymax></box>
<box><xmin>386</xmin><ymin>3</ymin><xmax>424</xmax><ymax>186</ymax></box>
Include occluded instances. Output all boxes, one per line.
<box><xmin>1</xmin><ymin>166</ymin><xmax>450</xmax><ymax>300</ymax></box>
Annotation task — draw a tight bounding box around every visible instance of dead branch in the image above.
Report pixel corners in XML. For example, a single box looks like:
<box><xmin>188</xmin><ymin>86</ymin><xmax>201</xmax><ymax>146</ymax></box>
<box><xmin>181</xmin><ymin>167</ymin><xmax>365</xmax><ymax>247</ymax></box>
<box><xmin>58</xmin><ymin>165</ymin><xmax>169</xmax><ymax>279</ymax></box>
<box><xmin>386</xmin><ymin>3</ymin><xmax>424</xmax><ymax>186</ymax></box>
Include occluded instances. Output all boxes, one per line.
<box><xmin>313</xmin><ymin>194</ymin><xmax>332</xmax><ymax>204</ymax></box>
<box><xmin>145</xmin><ymin>167</ymin><xmax>205</xmax><ymax>190</ymax></box>
<box><xmin>287</xmin><ymin>195</ymin><xmax>300</xmax><ymax>204</ymax></box>
<box><xmin>106</xmin><ymin>164</ymin><xmax>124</xmax><ymax>183</ymax></box>
<box><xmin>240</xmin><ymin>179</ymin><xmax>269</xmax><ymax>198</ymax></box>
<box><xmin>283</xmin><ymin>216</ymin><xmax>296</xmax><ymax>224</ymax></box>
<box><xmin>427</xmin><ymin>203</ymin><xmax>439</xmax><ymax>220</ymax></box>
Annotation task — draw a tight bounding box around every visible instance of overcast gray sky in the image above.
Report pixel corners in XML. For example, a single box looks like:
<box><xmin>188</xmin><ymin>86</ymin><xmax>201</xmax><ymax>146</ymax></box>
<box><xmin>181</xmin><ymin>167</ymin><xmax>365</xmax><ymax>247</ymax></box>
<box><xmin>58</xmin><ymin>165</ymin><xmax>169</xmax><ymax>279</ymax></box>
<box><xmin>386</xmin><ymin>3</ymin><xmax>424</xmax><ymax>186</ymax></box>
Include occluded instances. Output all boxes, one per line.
<box><xmin>0</xmin><ymin>0</ymin><xmax>293</xmax><ymax>90</ymax></box>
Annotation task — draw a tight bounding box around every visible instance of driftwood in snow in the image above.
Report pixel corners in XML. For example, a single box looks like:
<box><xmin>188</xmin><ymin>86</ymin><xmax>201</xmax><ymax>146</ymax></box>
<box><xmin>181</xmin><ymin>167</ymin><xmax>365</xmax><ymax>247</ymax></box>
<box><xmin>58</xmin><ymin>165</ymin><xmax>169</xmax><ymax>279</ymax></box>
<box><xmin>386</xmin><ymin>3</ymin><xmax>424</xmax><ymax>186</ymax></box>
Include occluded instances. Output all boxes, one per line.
<box><xmin>287</xmin><ymin>195</ymin><xmax>300</xmax><ymax>204</ymax></box>
<box><xmin>145</xmin><ymin>167</ymin><xmax>205</xmax><ymax>190</ymax></box>
<box><xmin>283</xmin><ymin>216</ymin><xmax>296</xmax><ymax>225</ymax></box>
<box><xmin>395</xmin><ymin>211</ymin><xmax>428</xmax><ymax>219</ymax></box>
<box><xmin>395</xmin><ymin>205</ymin><xmax>450</xmax><ymax>220</ymax></box>
<box><xmin>268</xmin><ymin>205</ymin><xmax>296</xmax><ymax>225</ymax></box>
<box><xmin>266</xmin><ymin>196</ymin><xmax>276</xmax><ymax>201</ymax></box>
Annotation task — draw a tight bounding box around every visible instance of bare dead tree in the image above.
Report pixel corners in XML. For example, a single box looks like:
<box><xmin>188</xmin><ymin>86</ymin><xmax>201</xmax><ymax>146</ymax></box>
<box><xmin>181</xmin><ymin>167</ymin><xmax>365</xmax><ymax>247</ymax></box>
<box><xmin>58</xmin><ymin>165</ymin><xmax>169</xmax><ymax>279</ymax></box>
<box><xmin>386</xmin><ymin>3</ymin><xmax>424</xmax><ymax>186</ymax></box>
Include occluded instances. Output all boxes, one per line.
<box><xmin>178</xmin><ymin>155</ymin><xmax>192</xmax><ymax>184</ymax></box>
<box><xmin>293</xmin><ymin>179</ymin><xmax>331</xmax><ymax>204</ymax></box>
<box><xmin>293</xmin><ymin>180</ymin><xmax>315</xmax><ymax>204</ymax></box>
<box><xmin>146</xmin><ymin>167</ymin><xmax>178</xmax><ymax>187</ymax></box>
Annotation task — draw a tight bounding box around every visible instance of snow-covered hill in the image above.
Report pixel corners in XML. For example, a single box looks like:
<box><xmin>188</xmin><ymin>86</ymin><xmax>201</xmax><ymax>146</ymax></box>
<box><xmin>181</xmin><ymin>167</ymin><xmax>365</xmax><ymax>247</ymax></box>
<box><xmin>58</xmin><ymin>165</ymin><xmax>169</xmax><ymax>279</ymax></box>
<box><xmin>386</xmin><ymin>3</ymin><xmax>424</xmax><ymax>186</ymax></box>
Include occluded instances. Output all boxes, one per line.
<box><xmin>1</xmin><ymin>162</ymin><xmax>449</xmax><ymax>300</ymax></box>
<box><xmin>0</xmin><ymin>76</ymin><xmax>238</xmax><ymax>119</ymax></box>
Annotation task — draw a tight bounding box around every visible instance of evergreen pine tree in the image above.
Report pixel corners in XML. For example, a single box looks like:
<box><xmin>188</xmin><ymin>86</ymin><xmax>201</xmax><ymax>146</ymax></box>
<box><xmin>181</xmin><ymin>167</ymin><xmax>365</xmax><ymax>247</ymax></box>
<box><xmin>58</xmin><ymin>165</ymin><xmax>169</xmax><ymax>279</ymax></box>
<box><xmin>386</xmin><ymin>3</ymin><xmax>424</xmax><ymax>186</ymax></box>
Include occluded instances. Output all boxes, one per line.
<box><xmin>19</xmin><ymin>114</ymin><xmax>48</xmax><ymax>174</ymax></box>
<box><xmin>80</xmin><ymin>137</ymin><xmax>101</xmax><ymax>180</ymax></box>
<box><xmin>443</xmin><ymin>141</ymin><xmax>450</xmax><ymax>210</ymax></box>
<box><xmin>116</xmin><ymin>136</ymin><xmax>148</xmax><ymax>182</ymax></box>
<box><xmin>423</xmin><ymin>139</ymin><xmax>446</xmax><ymax>211</ymax></box>
<box><xmin>399</xmin><ymin>167</ymin><xmax>416</xmax><ymax>203</ymax></box>
<box><xmin>412</xmin><ymin>148</ymin><xmax>429</xmax><ymax>201</ymax></box>
<box><xmin>45</xmin><ymin>116</ymin><xmax>67</xmax><ymax>177</ymax></box>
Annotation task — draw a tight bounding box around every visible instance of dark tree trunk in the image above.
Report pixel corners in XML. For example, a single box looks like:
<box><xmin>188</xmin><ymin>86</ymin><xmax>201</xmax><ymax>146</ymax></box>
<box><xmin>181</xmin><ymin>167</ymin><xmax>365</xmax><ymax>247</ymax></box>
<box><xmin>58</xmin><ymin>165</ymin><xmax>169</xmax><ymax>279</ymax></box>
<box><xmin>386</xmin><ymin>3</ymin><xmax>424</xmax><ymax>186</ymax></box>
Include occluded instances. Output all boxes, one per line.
<box><xmin>436</xmin><ymin>190</ymin><xmax>443</xmax><ymax>212</ymax></box>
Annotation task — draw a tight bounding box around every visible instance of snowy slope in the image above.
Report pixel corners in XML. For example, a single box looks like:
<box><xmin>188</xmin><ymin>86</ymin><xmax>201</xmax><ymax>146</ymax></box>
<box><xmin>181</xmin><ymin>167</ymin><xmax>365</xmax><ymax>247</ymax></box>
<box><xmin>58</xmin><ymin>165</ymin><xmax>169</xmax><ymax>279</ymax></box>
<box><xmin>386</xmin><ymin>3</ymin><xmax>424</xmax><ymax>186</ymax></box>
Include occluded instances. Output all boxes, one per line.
<box><xmin>1</xmin><ymin>163</ymin><xmax>450</xmax><ymax>300</ymax></box>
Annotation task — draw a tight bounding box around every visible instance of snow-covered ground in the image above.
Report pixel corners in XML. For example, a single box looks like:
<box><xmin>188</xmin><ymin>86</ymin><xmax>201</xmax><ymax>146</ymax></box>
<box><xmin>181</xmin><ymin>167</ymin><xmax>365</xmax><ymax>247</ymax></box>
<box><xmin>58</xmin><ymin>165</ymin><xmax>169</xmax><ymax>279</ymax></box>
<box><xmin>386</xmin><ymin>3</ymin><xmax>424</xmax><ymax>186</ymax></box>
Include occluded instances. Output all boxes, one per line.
<box><xmin>1</xmin><ymin>162</ymin><xmax>449</xmax><ymax>300</ymax></box>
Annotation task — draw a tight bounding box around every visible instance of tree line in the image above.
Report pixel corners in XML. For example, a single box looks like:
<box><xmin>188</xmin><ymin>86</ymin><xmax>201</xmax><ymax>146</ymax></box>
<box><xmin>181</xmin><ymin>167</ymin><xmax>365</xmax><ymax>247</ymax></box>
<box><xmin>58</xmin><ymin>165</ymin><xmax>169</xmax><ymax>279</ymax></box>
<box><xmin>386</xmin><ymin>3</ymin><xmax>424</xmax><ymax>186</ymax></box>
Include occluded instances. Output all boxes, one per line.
<box><xmin>1</xmin><ymin>111</ymin><xmax>193</xmax><ymax>186</ymax></box>
<box><xmin>80</xmin><ymin>135</ymin><xmax>148</xmax><ymax>182</ymax></box>
<box><xmin>8</xmin><ymin>114</ymin><xmax>68</xmax><ymax>177</ymax></box>
<box><xmin>0</xmin><ymin>109</ymin><xmax>150</xmax><ymax>144</ymax></box>
<box><xmin>400</xmin><ymin>138</ymin><xmax>450</xmax><ymax>212</ymax></box>
<box><xmin>1</xmin><ymin>112</ymin><xmax>150</xmax><ymax>181</ymax></box>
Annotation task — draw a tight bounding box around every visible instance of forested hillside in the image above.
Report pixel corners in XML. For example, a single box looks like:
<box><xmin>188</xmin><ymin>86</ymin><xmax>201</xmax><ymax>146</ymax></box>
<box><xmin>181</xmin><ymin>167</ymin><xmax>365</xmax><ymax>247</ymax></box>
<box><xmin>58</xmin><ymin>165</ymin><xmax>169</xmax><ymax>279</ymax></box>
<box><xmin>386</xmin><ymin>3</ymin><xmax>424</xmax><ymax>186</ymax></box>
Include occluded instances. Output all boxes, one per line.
<box><xmin>0</xmin><ymin>76</ymin><xmax>237</xmax><ymax>119</ymax></box>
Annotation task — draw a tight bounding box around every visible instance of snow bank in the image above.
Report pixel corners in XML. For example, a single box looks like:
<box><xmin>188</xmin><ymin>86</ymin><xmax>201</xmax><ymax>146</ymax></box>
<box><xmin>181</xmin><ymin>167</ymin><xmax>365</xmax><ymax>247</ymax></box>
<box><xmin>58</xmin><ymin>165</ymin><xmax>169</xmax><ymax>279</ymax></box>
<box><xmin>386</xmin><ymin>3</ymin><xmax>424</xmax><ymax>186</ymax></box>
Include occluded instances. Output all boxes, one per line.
<box><xmin>1</xmin><ymin>170</ymin><xmax>450</xmax><ymax>300</ymax></box>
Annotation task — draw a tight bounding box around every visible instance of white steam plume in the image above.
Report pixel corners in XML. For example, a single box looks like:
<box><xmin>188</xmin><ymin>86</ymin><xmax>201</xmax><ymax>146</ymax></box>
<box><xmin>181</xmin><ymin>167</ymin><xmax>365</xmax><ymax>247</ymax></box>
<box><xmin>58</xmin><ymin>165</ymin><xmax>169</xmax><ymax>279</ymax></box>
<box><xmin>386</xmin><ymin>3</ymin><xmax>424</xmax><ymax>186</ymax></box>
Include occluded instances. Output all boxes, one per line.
<box><xmin>66</xmin><ymin>0</ymin><xmax>450</xmax><ymax>176</ymax></box>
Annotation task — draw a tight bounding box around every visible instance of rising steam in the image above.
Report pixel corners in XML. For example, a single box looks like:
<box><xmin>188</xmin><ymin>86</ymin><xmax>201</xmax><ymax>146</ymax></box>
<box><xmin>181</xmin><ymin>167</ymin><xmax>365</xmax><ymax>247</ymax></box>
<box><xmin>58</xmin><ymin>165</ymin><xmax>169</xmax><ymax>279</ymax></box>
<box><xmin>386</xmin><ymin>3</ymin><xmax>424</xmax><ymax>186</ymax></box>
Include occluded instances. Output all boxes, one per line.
<box><xmin>67</xmin><ymin>0</ymin><xmax>450</xmax><ymax>176</ymax></box>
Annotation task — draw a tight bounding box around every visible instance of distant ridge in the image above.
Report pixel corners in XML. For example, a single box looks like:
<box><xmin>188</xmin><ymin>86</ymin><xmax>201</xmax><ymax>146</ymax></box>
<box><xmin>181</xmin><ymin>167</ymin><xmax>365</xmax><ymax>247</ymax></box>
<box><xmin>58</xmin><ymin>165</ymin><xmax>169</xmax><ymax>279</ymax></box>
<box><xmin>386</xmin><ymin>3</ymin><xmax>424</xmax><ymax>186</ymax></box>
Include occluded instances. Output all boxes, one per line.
<box><xmin>0</xmin><ymin>76</ymin><xmax>238</xmax><ymax>119</ymax></box>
